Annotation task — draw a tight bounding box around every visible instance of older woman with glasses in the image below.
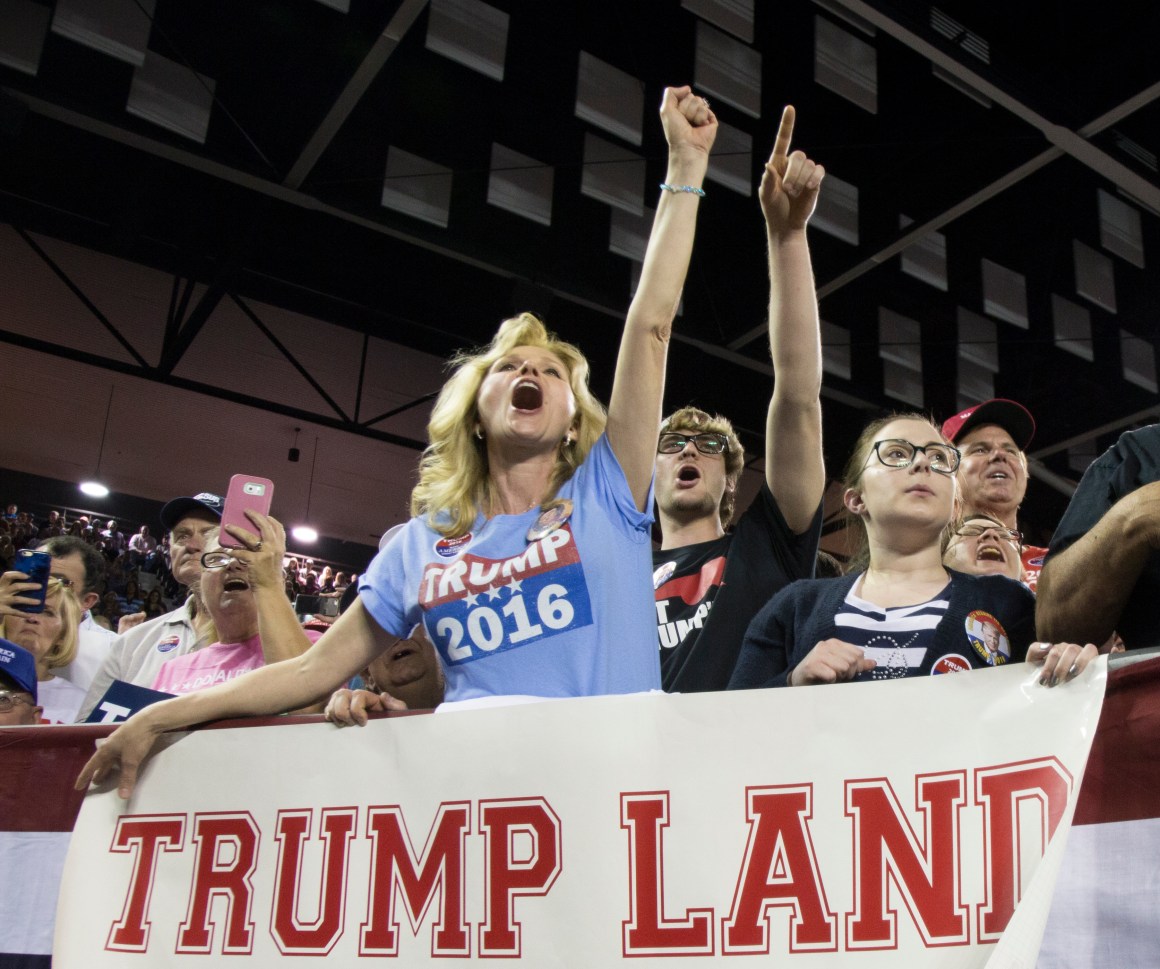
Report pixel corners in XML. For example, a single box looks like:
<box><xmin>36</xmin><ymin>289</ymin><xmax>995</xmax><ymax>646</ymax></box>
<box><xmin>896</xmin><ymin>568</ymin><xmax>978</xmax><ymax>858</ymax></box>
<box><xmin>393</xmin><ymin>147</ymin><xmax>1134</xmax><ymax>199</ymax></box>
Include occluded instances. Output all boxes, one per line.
<box><xmin>730</xmin><ymin>413</ymin><xmax>1096</xmax><ymax>690</ymax></box>
<box><xmin>144</xmin><ymin>524</ymin><xmax>322</xmax><ymax>701</ymax></box>
<box><xmin>943</xmin><ymin>515</ymin><xmax>1024</xmax><ymax>582</ymax></box>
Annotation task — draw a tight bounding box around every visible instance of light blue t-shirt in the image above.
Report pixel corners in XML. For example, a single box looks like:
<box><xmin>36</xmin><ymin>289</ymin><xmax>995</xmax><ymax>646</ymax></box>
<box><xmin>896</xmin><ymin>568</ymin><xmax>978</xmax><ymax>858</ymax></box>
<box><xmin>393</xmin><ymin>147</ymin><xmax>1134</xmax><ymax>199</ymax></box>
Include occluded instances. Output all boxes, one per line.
<box><xmin>360</xmin><ymin>434</ymin><xmax>660</xmax><ymax>702</ymax></box>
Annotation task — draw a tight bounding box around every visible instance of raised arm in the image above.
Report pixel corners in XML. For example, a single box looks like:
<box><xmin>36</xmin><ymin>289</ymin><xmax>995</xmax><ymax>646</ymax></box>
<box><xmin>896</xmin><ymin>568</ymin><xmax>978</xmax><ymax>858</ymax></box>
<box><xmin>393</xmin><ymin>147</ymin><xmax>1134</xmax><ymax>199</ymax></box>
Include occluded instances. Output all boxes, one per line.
<box><xmin>75</xmin><ymin>597</ymin><xmax>399</xmax><ymax>799</ymax></box>
<box><xmin>1037</xmin><ymin>480</ymin><xmax>1160</xmax><ymax>644</ymax></box>
<box><xmin>606</xmin><ymin>85</ymin><xmax>716</xmax><ymax>510</ymax></box>
<box><xmin>762</xmin><ymin>106</ymin><xmax>826</xmax><ymax>533</ymax></box>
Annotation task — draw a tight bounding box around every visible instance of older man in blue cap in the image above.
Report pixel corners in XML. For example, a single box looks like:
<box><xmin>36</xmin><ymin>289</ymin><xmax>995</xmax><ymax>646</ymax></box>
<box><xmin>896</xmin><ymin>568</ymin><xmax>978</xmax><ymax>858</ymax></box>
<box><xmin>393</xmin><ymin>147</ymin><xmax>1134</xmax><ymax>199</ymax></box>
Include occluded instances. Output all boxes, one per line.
<box><xmin>77</xmin><ymin>492</ymin><xmax>223</xmax><ymax>721</ymax></box>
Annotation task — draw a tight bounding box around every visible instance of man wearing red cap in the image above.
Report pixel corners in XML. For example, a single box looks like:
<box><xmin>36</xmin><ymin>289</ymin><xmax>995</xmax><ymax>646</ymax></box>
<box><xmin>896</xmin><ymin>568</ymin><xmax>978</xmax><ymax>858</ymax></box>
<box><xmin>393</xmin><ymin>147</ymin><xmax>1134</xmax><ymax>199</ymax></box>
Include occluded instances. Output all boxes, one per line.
<box><xmin>941</xmin><ymin>399</ymin><xmax>1047</xmax><ymax>590</ymax></box>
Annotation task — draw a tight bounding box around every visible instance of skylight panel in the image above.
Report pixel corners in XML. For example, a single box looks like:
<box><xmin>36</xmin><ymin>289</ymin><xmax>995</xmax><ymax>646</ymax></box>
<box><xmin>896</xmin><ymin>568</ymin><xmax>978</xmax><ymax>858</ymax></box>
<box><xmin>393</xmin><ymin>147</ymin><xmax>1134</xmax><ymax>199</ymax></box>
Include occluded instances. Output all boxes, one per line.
<box><xmin>0</xmin><ymin>0</ymin><xmax>50</xmax><ymax>75</ymax></box>
<box><xmin>381</xmin><ymin>147</ymin><xmax>453</xmax><ymax>228</ymax></box>
<box><xmin>811</xmin><ymin>172</ymin><xmax>859</xmax><ymax>245</ymax></box>
<box><xmin>610</xmin><ymin>206</ymin><xmax>651</xmax><ymax>262</ymax></box>
<box><xmin>883</xmin><ymin>359</ymin><xmax>924</xmax><ymax>407</ymax></box>
<box><xmin>981</xmin><ymin>258</ymin><xmax>1028</xmax><ymax>329</ymax></box>
<box><xmin>426</xmin><ymin>0</ymin><xmax>508</xmax><ymax>81</ymax></box>
<box><xmin>1051</xmin><ymin>294</ymin><xmax>1094</xmax><ymax>362</ymax></box>
<box><xmin>899</xmin><ymin>215</ymin><xmax>948</xmax><ymax>291</ymax></box>
<box><xmin>126</xmin><ymin>51</ymin><xmax>215</xmax><ymax>144</ymax></box>
<box><xmin>814</xmin><ymin>15</ymin><xmax>877</xmax><ymax>114</ymax></box>
<box><xmin>580</xmin><ymin>133</ymin><xmax>644</xmax><ymax>215</ymax></box>
<box><xmin>1098</xmin><ymin>189</ymin><xmax>1145</xmax><ymax>269</ymax></box>
<box><xmin>1121</xmin><ymin>330</ymin><xmax>1157</xmax><ymax>392</ymax></box>
<box><xmin>706</xmin><ymin>120</ymin><xmax>753</xmax><ymax>196</ymax></box>
<box><xmin>821</xmin><ymin>320</ymin><xmax>851</xmax><ymax>380</ymax></box>
<box><xmin>1074</xmin><ymin>240</ymin><xmax>1117</xmax><ymax>313</ymax></box>
<box><xmin>52</xmin><ymin>0</ymin><xmax>153</xmax><ymax>66</ymax></box>
<box><xmin>879</xmin><ymin>308</ymin><xmax>922</xmax><ymax>372</ymax></box>
<box><xmin>957</xmin><ymin>307</ymin><xmax>998</xmax><ymax>371</ymax></box>
<box><xmin>956</xmin><ymin>356</ymin><xmax>994</xmax><ymax>411</ymax></box>
<box><xmin>682</xmin><ymin>0</ymin><xmax>754</xmax><ymax>43</ymax></box>
<box><xmin>575</xmin><ymin>52</ymin><xmax>643</xmax><ymax>146</ymax></box>
<box><xmin>487</xmin><ymin>144</ymin><xmax>553</xmax><ymax>227</ymax></box>
<box><xmin>694</xmin><ymin>21</ymin><xmax>761</xmax><ymax>118</ymax></box>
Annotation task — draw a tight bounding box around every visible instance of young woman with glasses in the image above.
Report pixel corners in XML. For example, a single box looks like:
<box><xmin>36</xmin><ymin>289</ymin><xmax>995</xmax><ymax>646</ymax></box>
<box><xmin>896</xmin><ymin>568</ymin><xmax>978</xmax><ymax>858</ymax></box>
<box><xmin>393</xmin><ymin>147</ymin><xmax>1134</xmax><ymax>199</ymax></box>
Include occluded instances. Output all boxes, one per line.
<box><xmin>730</xmin><ymin>413</ymin><xmax>1096</xmax><ymax>689</ymax></box>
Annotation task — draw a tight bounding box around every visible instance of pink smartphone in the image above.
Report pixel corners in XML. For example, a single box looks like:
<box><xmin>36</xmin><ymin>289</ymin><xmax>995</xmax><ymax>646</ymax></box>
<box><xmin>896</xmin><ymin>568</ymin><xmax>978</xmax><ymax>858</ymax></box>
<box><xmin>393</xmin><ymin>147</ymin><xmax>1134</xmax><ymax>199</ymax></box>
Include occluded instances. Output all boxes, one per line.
<box><xmin>219</xmin><ymin>474</ymin><xmax>275</xmax><ymax>548</ymax></box>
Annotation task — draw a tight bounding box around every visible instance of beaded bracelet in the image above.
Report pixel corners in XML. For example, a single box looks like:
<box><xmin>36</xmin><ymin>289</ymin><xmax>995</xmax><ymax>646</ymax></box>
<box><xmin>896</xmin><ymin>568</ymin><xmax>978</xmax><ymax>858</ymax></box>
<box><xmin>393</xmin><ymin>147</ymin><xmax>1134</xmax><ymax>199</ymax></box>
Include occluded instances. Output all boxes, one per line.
<box><xmin>659</xmin><ymin>183</ymin><xmax>706</xmax><ymax>197</ymax></box>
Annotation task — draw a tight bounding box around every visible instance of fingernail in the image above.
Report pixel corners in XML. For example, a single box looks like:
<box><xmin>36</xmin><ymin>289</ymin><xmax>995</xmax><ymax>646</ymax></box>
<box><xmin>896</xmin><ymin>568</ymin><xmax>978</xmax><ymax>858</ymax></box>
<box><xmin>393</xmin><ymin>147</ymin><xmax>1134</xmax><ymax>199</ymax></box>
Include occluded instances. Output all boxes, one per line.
<box><xmin>1068</xmin><ymin>663</ymin><xmax>1079</xmax><ymax>678</ymax></box>
<box><xmin>1039</xmin><ymin>675</ymin><xmax>1048</xmax><ymax>686</ymax></box>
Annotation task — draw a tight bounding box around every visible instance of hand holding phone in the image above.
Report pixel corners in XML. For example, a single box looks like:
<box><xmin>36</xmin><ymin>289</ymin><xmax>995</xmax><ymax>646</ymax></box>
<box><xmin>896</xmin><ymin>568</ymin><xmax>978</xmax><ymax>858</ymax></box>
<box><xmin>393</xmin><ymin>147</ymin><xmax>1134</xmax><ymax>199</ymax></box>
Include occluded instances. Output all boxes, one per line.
<box><xmin>6</xmin><ymin>549</ymin><xmax>52</xmax><ymax>613</ymax></box>
<box><xmin>219</xmin><ymin>474</ymin><xmax>275</xmax><ymax>548</ymax></box>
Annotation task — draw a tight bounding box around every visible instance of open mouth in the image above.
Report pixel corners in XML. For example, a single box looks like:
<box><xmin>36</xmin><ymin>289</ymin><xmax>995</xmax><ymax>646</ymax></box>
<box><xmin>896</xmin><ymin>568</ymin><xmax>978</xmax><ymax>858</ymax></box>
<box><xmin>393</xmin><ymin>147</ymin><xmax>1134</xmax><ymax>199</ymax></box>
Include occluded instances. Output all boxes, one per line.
<box><xmin>511</xmin><ymin>380</ymin><xmax>542</xmax><ymax>411</ymax></box>
<box><xmin>976</xmin><ymin>545</ymin><xmax>1005</xmax><ymax>562</ymax></box>
<box><xmin>223</xmin><ymin>577</ymin><xmax>250</xmax><ymax>592</ymax></box>
<box><xmin>677</xmin><ymin>465</ymin><xmax>701</xmax><ymax>483</ymax></box>
<box><xmin>986</xmin><ymin>470</ymin><xmax>1009</xmax><ymax>481</ymax></box>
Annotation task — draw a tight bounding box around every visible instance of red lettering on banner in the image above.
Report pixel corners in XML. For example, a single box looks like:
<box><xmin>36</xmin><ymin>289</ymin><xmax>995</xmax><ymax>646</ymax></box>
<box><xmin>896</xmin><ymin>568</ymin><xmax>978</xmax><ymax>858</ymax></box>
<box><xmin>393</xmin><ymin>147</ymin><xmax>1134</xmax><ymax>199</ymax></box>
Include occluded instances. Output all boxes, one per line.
<box><xmin>621</xmin><ymin>792</ymin><xmax>714</xmax><ymax>956</ymax></box>
<box><xmin>721</xmin><ymin>785</ymin><xmax>837</xmax><ymax>954</ymax></box>
<box><xmin>976</xmin><ymin>758</ymin><xmax>1072</xmax><ymax>940</ymax></box>
<box><xmin>176</xmin><ymin>813</ymin><xmax>260</xmax><ymax>955</ymax></box>
<box><xmin>479</xmin><ymin>798</ymin><xmax>562</xmax><ymax>956</ymax></box>
<box><xmin>105</xmin><ymin>814</ymin><xmax>186</xmax><ymax>952</ymax></box>
<box><xmin>360</xmin><ymin>803</ymin><xmax>471</xmax><ymax>957</ymax></box>
<box><xmin>270</xmin><ymin>807</ymin><xmax>358</xmax><ymax>955</ymax></box>
<box><xmin>846</xmin><ymin>773</ymin><xmax>969</xmax><ymax>949</ymax></box>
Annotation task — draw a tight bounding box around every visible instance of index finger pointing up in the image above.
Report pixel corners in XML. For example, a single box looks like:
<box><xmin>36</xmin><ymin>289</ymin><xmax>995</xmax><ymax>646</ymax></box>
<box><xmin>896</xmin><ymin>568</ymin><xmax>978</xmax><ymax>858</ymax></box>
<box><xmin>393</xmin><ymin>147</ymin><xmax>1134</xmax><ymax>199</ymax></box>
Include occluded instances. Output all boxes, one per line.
<box><xmin>773</xmin><ymin>105</ymin><xmax>796</xmax><ymax>162</ymax></box>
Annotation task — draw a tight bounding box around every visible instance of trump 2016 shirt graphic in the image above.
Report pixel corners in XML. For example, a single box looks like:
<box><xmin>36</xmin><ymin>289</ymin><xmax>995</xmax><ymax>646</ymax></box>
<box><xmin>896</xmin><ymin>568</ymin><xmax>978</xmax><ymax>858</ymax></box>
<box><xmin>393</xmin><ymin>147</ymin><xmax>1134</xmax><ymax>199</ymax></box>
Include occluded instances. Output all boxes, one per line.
<box><xmin>420</xmin><ymin>525</ymin><xmax>593</xmax><ymax>666</ymax></box>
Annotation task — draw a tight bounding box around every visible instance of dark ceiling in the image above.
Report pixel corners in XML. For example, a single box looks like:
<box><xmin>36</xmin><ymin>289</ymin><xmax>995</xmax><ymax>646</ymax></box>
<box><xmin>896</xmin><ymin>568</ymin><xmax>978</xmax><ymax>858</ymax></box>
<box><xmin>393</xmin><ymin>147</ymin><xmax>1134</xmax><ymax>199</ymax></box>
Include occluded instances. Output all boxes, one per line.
<box><xmin>3</xmin><ymin>0</ymin><xmax>1159</xmax><ymax>546</ymax></box>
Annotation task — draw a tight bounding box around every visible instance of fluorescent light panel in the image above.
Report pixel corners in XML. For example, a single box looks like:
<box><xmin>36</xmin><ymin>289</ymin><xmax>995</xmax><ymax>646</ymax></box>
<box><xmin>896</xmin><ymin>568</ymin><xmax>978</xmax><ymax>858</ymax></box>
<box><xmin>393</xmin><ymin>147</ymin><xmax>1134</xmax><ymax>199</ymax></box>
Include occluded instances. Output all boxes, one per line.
<box><xmin>1074</xmin><ymin>239</ymin><xmax>1117</xmax><ymax>313</ymax></box>
<box><xmin>706</xmin><ymin>121</ymin><xmax>753</xmax><ymax>196</ymax></box>
<box><xmin>1051</xmin><ymin>294</ymin><xmax>1094</xmax><ymax>362</ymax></box>
<box><xmin>956</xmin><ymin>307</ymin><xmax>998</xmax><ymax>372</ymax></box>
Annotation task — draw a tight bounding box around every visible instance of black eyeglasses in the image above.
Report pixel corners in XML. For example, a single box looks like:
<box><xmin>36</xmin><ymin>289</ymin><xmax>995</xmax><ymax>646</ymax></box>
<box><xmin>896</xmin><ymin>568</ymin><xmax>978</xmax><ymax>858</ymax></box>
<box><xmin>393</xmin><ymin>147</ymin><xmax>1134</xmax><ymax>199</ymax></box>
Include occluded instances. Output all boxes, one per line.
<box><xmin>0</xmin><ymin>691</ymin><xmax>35</xmax><ymax>713</ymax></box>
<box><xmin>658</xmin><ymin>432</ymin><xmax>729</xmax><ymax>456</ymax></box>
<box><xmin>954</xmin><ymin>522</ymin><xmax>1022</xmax><ymax>543</ymax></box>
<box><xmin>870</xmin><ymin>439</ymin><xmax>960</xmax><ymax>475</ymax></box>
<box><xmin>200</xmin><ymin>551</ymin><xmax>236</xmax><ymax>570</ymax></box>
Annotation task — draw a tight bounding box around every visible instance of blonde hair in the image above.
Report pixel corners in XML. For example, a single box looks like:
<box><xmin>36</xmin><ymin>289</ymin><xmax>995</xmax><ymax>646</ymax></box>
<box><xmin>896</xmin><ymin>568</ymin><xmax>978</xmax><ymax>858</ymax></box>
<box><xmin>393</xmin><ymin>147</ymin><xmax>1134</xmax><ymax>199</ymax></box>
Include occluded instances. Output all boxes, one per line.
<box><xmin>412</xmin><ymin>313</ymin><xmax>607</xmax><ymax>537</ymax></box>
<box><xmin>0</xmin><ymin>579</ymin><xmax>82</xmax><ymax>671</ymax></box>
<box><xmin>841</xmin><ymin>412</ymin><xmax>957</xmax><ymax>570</ymax></box>
<box><xmin>659</xmin><ymin>406</ymin><xmax>745</xmax><ymax>528</ymax></box>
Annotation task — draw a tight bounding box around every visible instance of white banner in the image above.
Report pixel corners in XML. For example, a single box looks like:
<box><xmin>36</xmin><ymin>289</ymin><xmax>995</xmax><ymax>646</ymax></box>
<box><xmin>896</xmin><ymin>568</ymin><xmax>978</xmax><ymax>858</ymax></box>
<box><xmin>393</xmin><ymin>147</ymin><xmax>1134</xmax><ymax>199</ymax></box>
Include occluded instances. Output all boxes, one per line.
<box><xmin>56</xmin><ymin>660</ymin><xmax>1107</xmax><ymax>966</ymax></box>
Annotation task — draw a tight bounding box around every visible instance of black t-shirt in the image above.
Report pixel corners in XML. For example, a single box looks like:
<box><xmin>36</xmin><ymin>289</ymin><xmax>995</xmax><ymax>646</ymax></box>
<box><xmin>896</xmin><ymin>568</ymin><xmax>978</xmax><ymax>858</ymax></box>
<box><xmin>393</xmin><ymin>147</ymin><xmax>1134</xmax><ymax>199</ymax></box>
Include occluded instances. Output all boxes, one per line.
<box><xmin>1047</xmin><ymin>424</ymin><xmax>1160</xmax><ymax>650</ymax></box>
<box><xmin>653</xmin><ymin>483</ymin><xmax>822</xmax><ymax>692</ymax></box>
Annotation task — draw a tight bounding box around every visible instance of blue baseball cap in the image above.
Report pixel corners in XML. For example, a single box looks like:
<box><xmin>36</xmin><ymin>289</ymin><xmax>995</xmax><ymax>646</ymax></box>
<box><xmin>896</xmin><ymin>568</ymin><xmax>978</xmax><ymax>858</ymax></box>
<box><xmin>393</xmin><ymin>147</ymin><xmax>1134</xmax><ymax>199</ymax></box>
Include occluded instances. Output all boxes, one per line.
<box><xmin>160</xmin><ymin>492</ymin><xmax>224</xmax><ymax>533</ymax></box>
<box><xmin>0</xmin><ymin>638</ymin><xmax>38</xmax><ymax>702</ymax></box>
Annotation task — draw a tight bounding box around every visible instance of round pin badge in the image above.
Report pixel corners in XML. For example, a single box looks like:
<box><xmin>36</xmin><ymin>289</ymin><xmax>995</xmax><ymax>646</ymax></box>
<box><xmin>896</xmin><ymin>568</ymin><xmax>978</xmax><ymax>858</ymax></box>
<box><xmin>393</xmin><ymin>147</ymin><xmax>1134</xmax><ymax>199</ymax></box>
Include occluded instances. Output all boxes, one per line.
<box><xmin>965</xmin><ymin>609</ymin><xmax>1010</xmax><ymax>666</ymax></box>
<box><xmin>652</xmin><ymin>560</ymin><xmax>677</xmax><ymax>590</ymax></box>
<box><xmin>156</xmin><ymin>636</ymin><xmax>181</xmax><ymax>653</ymax></box>
<box><xmin>932</xmin><ymin>654</ymin><xmax>972</xmax><ymax>675</ymax></box>
<box><xmin>434</xmin><ymin>533</ymin><xmax>473</xmax><ymax>558</ymax></box>
<box><xmin>526</xmin><ymin>499</ymin><xmax>573</xmax><ymax>543</ymax></box>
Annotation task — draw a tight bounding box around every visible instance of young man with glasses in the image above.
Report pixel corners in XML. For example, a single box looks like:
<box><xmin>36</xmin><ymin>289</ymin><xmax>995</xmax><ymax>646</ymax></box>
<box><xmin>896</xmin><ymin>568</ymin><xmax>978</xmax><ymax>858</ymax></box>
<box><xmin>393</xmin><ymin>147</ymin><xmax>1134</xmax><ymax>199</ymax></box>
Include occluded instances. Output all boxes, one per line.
<box><xmin>652</xmin><ymin>107</ymin><xmax>826</xmax><ymax>692</ymax></box>
<box><xmin>941</xmin><ymin>398</ymin><xmax>1046</xmax><ymax>589</ymax></box>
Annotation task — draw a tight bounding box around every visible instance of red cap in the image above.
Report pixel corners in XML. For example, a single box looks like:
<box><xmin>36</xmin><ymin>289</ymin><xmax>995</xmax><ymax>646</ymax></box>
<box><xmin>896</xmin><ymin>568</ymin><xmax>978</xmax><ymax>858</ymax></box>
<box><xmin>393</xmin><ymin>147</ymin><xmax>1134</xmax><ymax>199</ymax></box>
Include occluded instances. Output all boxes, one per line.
<box><xmin>941</xmin><ymin>399</ymin><xmax>1035</xmax><ymax>450</ymax></box>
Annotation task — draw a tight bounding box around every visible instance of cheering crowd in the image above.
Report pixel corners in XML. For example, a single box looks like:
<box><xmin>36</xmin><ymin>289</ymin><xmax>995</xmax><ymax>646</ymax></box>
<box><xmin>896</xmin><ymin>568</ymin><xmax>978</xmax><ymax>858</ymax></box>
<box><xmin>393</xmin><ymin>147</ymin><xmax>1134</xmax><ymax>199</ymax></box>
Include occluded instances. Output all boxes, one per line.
<box><xmin>0</xmin><ymin>89</ymin><xmax>1154</xmax><ymax>805</ymax></box>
